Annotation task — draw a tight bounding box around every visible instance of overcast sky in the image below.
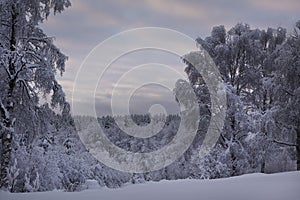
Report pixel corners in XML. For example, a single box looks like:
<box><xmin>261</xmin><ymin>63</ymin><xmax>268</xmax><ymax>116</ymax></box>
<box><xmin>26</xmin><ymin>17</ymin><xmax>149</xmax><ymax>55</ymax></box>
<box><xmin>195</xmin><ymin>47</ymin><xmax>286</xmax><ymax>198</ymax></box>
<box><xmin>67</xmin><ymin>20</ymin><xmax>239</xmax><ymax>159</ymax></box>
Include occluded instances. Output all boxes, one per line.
<box><xmin>41</xmin><ymin>0</ymin><xmax>300</xmax><ymax>116</ymax></box>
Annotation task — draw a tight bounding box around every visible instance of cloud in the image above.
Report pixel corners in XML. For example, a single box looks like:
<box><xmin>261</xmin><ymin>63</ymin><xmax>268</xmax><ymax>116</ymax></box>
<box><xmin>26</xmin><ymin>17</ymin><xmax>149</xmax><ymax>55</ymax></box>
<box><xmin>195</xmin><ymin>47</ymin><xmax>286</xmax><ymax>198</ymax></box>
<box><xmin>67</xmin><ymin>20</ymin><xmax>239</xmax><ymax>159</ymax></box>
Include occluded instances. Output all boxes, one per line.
<box><xmin>119</xmin><ymin>0</ymin><xmax>209</xmax><ymax>20</ymax></box>
<box><xmin>249</xmin><ymin>0</ymin><xmax>300</xmax><ymax>12</ymax></box>
<box><xmin>41</xmin><ymin>0</ymin><xmax>300</xmax><ymax>115</ymax></box>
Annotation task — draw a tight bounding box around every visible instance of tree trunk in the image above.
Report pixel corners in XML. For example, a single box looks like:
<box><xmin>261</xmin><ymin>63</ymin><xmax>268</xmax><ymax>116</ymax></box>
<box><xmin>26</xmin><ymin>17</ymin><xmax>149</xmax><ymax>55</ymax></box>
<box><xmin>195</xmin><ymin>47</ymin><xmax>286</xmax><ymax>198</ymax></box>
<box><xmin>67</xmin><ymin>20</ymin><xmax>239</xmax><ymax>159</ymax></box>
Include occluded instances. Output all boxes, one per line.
<box><xmin>0</xmin><ymin>128</ymin><xmax>13</xmax><ymax>188</ymax></box>
<box><xmin>0</xmin><ymin>83</ymin><xmax>16</xmax><ymax>189</ymax></box>
<box><xmin>297</xmin><ymin>128</ymin><xmax>300</xmax><ymax>171</ymax></box>
<box><xmin>0</xmin><ymin>81</ymin><xmax>15</xmax><ymax>190</ymax></box>
<box><xmin>231</xmin><ymin>151</ymin><xmax>237</xmax><ymax>176</ymax></box>
<box><xmin>0</xmin><ymin>4</ymin><xmax>17</xmax><ymax>189</ymax></box>
<box><xmin>261</xmin><ymin>159</ymin><xmax>265</xmax><ymax>173</ymax></box>
<box><xmin>0</xmin><ymin>97</ymin><xmax>14</xmax><ymax>189</ymax></box>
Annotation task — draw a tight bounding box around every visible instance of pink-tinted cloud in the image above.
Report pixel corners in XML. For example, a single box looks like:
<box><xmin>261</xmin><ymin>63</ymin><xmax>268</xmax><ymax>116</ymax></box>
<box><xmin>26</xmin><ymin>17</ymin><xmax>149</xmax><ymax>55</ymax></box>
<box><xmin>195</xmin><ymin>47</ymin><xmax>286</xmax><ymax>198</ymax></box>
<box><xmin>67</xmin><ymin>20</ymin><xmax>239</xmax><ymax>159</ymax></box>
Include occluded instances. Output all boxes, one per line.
<box><xmin>249</xmin><ymin>0</ymin><xmax>300</xmax><ymax>12</ymax></box>
<box><xmin>41</xmin><ymin>0</ymin><xmax>300</xmax><ymax>115</ymax></box>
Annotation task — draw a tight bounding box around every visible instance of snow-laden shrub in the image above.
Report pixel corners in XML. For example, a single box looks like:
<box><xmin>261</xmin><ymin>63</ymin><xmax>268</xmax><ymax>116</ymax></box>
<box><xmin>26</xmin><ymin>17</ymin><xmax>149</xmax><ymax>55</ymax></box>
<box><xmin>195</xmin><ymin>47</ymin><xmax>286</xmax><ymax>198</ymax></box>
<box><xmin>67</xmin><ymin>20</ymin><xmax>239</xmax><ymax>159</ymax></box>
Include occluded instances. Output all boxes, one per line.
<box><xmin>62</xmin><ymin>170</ymin><xmax>85</xmax><ymax>192</ymax></box>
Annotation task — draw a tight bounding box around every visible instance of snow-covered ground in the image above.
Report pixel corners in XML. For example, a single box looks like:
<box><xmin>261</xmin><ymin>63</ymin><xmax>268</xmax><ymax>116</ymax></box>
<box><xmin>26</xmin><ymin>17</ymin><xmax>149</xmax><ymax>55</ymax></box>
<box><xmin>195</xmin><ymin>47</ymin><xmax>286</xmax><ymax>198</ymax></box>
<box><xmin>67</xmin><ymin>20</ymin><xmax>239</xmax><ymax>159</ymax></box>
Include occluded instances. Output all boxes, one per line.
<box><xmin>1</xmin><ymin>171</ymin><xmax>299</xmax><ymax>200</ymax></box>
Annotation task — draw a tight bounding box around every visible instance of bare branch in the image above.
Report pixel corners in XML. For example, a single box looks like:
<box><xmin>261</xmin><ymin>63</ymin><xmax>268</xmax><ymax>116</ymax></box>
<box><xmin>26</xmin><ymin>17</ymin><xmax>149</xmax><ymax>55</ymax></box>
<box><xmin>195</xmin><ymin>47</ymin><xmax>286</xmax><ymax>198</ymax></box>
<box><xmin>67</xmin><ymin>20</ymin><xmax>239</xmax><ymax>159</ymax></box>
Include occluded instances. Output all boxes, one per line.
<box><xmin>272</xmin><ymin>139</ymin><xmax>296</xmax><ymax>147</ymax></box>
<box><xmin>282</xmin><ymin>88</ymin><xmax>295</xmax><ymax>96</ymax></box>
<box><xmin>18</xmin><ymin>79</ymin><xmax>32</xmax><ymax>98</ymax></box>
<box><xmin>25</xmin><ymin>64</ymin><xmax>40</xmax><ymax>69</ymax></box>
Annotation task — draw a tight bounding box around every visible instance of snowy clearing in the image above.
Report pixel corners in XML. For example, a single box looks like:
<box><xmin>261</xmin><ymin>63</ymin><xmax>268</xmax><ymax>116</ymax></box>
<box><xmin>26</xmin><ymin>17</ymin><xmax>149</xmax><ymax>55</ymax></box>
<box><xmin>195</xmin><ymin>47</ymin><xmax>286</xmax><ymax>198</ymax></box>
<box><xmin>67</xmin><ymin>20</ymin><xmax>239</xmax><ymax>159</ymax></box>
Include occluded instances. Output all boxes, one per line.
<box><xmin>1</xmin><ymin>171</ymin><xmax>299</xmax><ymax>200</ymax></box>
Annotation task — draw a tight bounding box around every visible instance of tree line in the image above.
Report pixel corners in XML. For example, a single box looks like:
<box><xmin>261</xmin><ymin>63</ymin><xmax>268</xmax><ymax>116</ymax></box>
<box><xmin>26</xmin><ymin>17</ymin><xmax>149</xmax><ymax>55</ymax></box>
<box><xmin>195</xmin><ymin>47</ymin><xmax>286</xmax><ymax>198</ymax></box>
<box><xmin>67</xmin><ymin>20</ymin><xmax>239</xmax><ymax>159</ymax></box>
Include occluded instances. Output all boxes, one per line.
<box><xmin>1</xmin><ymin>0</ymin><xmax>299</xmax><ymax>192</ymax></box>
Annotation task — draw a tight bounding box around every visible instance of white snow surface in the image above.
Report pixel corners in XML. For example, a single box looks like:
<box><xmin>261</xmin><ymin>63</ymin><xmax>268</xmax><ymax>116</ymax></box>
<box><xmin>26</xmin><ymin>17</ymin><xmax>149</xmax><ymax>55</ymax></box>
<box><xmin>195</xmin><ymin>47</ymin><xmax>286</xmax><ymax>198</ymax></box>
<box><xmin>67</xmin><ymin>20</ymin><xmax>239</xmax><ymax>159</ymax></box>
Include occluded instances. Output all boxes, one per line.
<box><xmin>1</xmin><ymin>171</ymin><xmax>299</xmax><ymax>200</ymax></box>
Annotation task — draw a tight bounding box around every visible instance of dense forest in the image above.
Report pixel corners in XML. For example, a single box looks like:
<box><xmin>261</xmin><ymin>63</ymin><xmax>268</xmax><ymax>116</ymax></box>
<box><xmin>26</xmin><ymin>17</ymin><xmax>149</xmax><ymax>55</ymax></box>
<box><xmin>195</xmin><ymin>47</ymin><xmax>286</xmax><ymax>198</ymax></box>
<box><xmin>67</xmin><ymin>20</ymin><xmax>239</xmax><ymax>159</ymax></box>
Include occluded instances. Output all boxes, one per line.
<box><xmin>0</xmin><ymin>0</ymin><xmax>299</xmax><ymax>193</ymax></box>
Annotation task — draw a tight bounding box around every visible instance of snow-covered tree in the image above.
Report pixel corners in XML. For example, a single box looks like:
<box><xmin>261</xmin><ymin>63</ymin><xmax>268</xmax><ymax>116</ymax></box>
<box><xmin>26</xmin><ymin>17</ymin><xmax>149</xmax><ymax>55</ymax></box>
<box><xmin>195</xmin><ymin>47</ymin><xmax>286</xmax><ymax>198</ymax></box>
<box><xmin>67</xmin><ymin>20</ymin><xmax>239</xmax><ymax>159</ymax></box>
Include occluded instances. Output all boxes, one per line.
<box><xmin>272</xmin><ymin>21</ymin><xmax>300</xmax><ymax>170</ymax></box>
<box><xmin>0</xmin><ymin>0</ymin><xmax>71</xmax><ymax>189</ymax></box>
<box><xmin>190</xmin><ymin>22</ymin><xmax>297</xmax><ymax>175</ymax></box>
<box><xmin>7</xmin><ymin>158</ymin><xmax>19</xmax><ymax>192</ymax></box>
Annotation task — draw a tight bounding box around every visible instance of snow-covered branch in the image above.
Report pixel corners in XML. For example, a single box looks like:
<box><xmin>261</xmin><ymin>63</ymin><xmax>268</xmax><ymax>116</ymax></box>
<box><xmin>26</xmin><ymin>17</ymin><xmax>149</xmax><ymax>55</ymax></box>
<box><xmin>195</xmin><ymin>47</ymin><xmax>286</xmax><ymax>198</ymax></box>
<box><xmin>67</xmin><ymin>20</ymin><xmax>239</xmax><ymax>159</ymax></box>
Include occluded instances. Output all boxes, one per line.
<box><xmin>1</xmin><ymin>64</ymin><xmax>13</xmax><ymax>79</ymax></box>
<box><xmin>0</xmin><ymin>99</ymin><xmax>10</xmax><ymax>120</ymax></box>
<box><xmin>18</xmin><ymin>78</ymin><xmax>33</xmax><ymax>98</ymax></box>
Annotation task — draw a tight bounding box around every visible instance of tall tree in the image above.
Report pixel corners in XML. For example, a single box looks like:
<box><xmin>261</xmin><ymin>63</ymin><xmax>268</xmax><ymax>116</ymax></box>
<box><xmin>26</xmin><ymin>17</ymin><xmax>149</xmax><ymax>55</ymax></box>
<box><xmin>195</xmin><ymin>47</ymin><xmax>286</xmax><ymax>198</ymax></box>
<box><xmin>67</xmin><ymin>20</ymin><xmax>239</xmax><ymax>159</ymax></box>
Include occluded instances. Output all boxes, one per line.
<box><xmin>273</xmin><ymin>21</ymin><xmax>300</xmax><ymax>170</ymax></box>
<box><xmin>0</xmin><ymin>0</ymin><xmax>71</xmax><ymax>189</ymax></box>
<box><xmin>193</xmin><ymin>23</ymin><xmax>297</xmax><ymax>173</ymax></box>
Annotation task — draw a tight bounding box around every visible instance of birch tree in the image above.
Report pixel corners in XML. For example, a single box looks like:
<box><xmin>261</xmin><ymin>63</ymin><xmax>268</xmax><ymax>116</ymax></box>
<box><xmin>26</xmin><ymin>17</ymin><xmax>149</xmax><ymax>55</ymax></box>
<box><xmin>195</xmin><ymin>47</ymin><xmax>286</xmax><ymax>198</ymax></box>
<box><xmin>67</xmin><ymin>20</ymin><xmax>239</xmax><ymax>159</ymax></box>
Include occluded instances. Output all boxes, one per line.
<box><xmin>0</xmin><ymin>0</ymin><xmax>70</xmax><ymax>189</ymax></box>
